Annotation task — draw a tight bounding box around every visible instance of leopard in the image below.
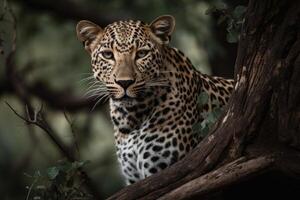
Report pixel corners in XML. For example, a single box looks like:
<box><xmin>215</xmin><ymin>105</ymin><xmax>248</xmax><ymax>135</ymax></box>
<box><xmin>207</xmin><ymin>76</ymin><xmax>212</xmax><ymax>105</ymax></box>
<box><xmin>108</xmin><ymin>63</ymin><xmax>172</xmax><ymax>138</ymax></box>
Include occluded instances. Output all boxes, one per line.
<box><xmin>76</xmin><ymin>15</ymin><xmax>234</xmax><ymax>185</ymax></box>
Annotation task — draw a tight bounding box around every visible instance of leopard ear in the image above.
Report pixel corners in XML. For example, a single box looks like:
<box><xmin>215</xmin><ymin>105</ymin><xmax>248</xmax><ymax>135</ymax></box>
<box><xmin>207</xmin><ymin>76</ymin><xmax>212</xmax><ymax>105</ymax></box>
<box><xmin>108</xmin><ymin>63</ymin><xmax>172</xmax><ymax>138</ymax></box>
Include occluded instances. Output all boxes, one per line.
<box><xmin>149</xmin><ymin>15</ymin><xmax>175</xmax><ymax>44</ymax></box>
<box><xmin>76</xmin><ymin>20</ymin><xmax>103</xmax><ymax>53</ymax></box>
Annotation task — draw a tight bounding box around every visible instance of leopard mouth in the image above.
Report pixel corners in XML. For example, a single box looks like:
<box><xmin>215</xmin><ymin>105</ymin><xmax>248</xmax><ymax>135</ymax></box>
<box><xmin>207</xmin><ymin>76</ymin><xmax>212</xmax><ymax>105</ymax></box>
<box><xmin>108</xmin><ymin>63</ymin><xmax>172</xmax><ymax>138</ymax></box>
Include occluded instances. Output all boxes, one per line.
<box><xmin>107</xmin><ymin>86</ymin><xmax>136</xmax><ymax>100</ymax></box>
<box><xmin>112</xmin><ymin>93</ymin><xmax>136</xmax><ymax>101</ymax></box>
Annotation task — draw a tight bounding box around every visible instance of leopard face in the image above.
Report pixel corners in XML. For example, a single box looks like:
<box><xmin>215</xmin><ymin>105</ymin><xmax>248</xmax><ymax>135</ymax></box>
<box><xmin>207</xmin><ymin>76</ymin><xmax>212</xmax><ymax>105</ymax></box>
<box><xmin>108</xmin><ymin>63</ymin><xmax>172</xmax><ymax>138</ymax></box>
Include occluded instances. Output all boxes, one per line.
<box><xmin>76</xmin><ymin>16</ymin><xmax>174</xmax><ymax>100</ymax></box>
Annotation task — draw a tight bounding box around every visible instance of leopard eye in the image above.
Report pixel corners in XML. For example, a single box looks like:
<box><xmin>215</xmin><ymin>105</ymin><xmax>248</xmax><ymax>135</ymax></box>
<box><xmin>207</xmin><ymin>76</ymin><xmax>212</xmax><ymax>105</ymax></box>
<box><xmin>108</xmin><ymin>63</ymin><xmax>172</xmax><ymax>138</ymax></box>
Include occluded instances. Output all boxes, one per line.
<box><xmin>101</xmin><ymin>51</ymin><xmax>114</xmax><ymax>60</ymax></box>
<box><xmin>136</xmin><ymin>50</ymin><xmax>149</xmax><ymax>59</ymax></box>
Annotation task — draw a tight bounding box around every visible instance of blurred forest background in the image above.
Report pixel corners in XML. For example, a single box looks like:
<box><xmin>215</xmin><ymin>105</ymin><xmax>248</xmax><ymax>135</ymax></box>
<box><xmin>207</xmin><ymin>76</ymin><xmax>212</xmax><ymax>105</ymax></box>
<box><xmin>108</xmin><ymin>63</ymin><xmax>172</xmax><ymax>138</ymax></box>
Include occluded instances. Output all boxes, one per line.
<box><xmin>0</xmin><ymin>0</ymin><xmax>246</xmax><ymax>199</ymax></box>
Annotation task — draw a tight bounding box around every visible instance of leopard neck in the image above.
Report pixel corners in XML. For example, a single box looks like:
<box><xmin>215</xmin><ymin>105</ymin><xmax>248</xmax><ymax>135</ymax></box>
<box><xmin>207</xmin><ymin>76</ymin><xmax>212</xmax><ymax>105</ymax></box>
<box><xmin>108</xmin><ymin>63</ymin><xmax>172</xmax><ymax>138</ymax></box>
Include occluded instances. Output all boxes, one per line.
<box><xmin>162</xmin><ymin>46</ymin><xmax>203</xmax><ymax>95</ymax></box>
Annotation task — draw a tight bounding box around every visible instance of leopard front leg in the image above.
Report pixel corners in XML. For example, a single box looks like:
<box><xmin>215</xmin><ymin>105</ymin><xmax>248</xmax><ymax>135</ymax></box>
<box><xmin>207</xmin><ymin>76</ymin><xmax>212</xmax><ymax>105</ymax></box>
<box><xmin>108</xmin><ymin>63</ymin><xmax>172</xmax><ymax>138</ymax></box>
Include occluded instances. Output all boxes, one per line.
<box><xmin>136</xmin><ymin>131</ymin><xmax>191</xmax><ymax>178</ymax></box>
<box><xmin>115</xmin><ymin>132</ymin><xmax>142</xmax><ymax>185</ymax></box>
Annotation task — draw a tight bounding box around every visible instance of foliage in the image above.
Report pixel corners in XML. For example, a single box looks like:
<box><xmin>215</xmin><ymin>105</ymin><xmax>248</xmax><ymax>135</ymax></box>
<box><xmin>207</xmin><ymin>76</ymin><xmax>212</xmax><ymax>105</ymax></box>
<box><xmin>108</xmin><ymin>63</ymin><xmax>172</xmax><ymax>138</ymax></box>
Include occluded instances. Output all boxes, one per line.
<box><xmin>25</xmin><ymin>160</ymin><xmax>92</xmax><ymax>200</ymax></box>
<box><xmin>206</xmin><ymin>4</ymin><xmax>247</xmax><ymax>43</ymax></box>
<box><xmin>193</xmin><ymin>92</ymin><xmax>223</xmax><ymax>140</ymax></box>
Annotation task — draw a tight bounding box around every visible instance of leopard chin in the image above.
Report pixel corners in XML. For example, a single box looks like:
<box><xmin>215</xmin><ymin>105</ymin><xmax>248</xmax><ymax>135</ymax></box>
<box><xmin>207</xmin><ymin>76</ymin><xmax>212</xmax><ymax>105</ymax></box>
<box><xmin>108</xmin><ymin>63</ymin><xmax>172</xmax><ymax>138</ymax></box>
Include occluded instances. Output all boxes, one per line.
<box><xmin>111</xmin><ymin>96</ymin><xmax>137</xmax><ymax>107</ymax></box>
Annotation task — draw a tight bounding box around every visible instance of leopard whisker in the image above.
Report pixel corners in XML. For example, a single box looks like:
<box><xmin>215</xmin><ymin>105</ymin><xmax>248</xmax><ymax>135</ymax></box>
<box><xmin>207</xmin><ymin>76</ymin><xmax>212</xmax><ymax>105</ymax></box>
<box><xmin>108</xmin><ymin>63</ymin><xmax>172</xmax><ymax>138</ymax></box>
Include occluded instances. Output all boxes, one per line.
<box><xmin>84</xmin><ymin>87</ymin><xmax>108</xmax><ymax>96</ymax></box>
<box><xmin>77</xmin><ymin>75</ymin><xmax>99</xmax><ymax>87</ymax></box>
<box><xmin>78</xmin><ymin>76</ymin><xmax>96</xmax><ymax>84</ymax></box>
<box><xmin>84</xmin><ymin>86</ymin><xmax>109</xmax><ymax>99</ymax></box>
<box><xmin>91</xmin><ymin>93</ymin><xmax>110</xmax><ymax>111</ymax></box>
<box><xmin>85</xmin><ymin>82</ymin><xmax>106</xmax><ymax>92</ymax></box>
<box><xmin>85</xmin><ymin>91</ymin><xmax>108</xmax><ymax>99</ymax></box>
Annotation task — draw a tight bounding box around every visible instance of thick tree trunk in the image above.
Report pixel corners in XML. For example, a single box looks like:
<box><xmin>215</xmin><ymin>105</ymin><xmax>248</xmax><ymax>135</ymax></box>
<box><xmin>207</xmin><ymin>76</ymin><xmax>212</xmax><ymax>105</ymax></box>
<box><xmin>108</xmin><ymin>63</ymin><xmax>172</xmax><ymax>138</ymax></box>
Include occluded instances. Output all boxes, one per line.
<box><xmin>108</xmin><ymin>0</ymin><xmax>300</xmax><ymax>199</ymax></box>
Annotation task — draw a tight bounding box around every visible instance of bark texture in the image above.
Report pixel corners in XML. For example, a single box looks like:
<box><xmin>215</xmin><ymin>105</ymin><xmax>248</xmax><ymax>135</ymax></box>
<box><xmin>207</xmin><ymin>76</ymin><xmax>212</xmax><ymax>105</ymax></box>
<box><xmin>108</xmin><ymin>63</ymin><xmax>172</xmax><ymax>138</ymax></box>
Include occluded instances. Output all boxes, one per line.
<box><xmin>108</xmin><ymin>0</ymin><xmax>300</xmax><ymax>199</ymax></box>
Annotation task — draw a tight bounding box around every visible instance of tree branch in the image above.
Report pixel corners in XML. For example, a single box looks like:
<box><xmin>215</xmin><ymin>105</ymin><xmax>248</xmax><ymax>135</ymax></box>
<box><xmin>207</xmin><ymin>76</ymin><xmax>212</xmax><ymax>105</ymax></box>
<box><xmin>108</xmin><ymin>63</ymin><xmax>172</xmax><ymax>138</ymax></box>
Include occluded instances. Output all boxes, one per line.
<box><xmin>0</xmin><ymin>77</ymin><xmax>106</xmax><ymax>112</ymax></box>
<box><xmin>6</xmin><ymin>102</ymin><xmax>76</xmax><ymax>161</ymax></box>
<box><xmin>158</xmin><ymin>155</ymin><xmax>275</xmax><ymax>200</ymax></box>
<box><xmin>14</xmin><ymin>0</ymin><xmax>132</xmax><ymax>26</ymax></box>
<box><xmin>5</xmin><ymin>102</ymin><xmax>104</xmax><ymax>199</ymax></box>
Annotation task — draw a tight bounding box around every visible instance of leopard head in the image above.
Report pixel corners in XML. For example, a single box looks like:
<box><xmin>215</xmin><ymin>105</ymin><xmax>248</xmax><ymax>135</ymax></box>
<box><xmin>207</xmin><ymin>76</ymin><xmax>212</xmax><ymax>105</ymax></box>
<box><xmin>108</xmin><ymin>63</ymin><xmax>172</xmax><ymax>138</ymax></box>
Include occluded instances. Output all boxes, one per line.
<box><xmin>76</xmin><ymin>15</ymin><xmax>175</xmax><ymax>100</ymax></box>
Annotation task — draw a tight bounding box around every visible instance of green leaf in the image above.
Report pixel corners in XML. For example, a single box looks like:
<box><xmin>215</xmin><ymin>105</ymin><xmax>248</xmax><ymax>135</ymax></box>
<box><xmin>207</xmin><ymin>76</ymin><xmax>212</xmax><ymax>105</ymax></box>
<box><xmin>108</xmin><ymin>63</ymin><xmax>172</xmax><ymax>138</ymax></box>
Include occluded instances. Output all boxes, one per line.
<box><xmin>206</xmin><ymin>113</ymin><xmax>216</xmax><ymax>124</ymax></box>
<box><xmin>197</xmin><ymin>92</ymin><xmax>209</xmax><ymax>106</ymax></box>
<box><xmin>233</xmin><ymin>6</ymin><xmax>247</xmax><ymax>19</ymax></box>
<box><xmin>226</xmin><ymin>18</ymin><xmax>234</xmax><ymax>32</ymax></box>
<box><xmin>217</xmin><ymin>15</ymin><xmax>227</xmax><ymax>25</ymax></box>
<box><xmin>212</xmin><ymin>107</ymin><xmax>223</xmax><ymax>118</ymax></box>
<box><xmin>71</xmin><ymin>160</ymin><xmax>90</xmax><ymax>169</ymax></box>
<box><xmin>211</xmin><ymin>99</ymin><xmax>221</xmax><ymax>107</ymax></box>
<box><xmin>200</xmin><ymin>124</ymin><xmax>210</xmax><ymax>137</ymax></box>
<box><xmin>55</xmin><ymin>161</ymin><xmax>73</xmax><ymax>172</ymax></box>
<box><xmin>47</xmin><ymin>167</ymin><xmax>60</xmax><ymax>180</ymax></box>
<box><xmin>33</xmin><ymin>170</ymin><xmax>41</xmax><ymax>178</ymax></box>
<box><xmin>192</xmin><ymin>122</ymin><xmax>201</xmax><ymax>132</ymax></box>
<box><xmin>226</xmin><ymin>31</ymin><xmax>239</xmax><ymax>43</ymax></box>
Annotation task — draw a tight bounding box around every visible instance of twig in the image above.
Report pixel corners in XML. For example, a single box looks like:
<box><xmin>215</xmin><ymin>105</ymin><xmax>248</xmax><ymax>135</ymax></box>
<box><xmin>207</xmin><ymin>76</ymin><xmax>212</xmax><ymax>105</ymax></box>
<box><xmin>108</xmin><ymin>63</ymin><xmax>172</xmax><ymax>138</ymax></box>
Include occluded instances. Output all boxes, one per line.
<box><xmin>6</xmin><ymin>101</ymin><xmax>76</xmax><ymax>161</ymax></box>
<box><xmin>13</xmin><ymin>118</ymin><xmax>39</xmax><ymax>173</ymax></box>
<box><xmin>6</xmin><ymin>102</ymin><xmax>103</xmax><ymax>199</ymax></box>
<box><xmin>25</xmin><ymin>175</ymin><xmax>39</xmax><ymax>200</ymax></box>
<box><xmin>64</xmin><ymin>110</ymin><xmax>81</xmax><ymax>158</ymax></box>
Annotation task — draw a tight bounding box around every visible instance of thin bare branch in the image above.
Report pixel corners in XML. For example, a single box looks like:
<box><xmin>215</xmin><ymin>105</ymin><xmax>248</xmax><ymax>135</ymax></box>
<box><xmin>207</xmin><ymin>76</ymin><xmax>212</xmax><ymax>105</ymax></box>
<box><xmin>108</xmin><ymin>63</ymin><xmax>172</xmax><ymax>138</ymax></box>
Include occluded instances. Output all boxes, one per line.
<box><xmin>6</xmin><ymin>102</ymin><xmax>104</xmax><ymax>199</ymax></box>
<box><xmin>64</xmin><ymin>111</ymin><xmax>81</xmax><ymax>158</ymax></box>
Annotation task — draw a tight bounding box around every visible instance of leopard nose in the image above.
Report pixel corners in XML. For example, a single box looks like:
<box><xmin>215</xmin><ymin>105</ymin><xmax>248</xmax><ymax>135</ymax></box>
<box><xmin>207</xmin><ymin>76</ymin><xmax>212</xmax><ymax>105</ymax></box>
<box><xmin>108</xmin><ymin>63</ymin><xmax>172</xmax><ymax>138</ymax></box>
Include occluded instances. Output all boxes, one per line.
<box><xmin>115</xmin><ymin>79</ymin><xmax>135</xmax><ymax>89</ymax></box>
